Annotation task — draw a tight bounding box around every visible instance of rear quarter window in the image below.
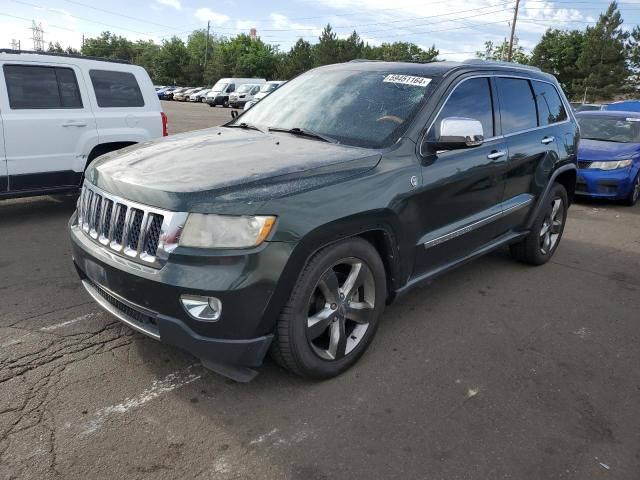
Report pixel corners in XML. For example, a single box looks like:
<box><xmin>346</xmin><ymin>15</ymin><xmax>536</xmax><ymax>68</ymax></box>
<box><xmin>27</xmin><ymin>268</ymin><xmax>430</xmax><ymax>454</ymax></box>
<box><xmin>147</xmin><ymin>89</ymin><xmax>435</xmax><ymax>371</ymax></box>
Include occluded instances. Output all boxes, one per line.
<box><xmin>532</xmin><ymin>80</ymin><xmax>567</xmax><ymax>125</ymax></box>
<box><xmin>89</xmin><ymin>69</ymin><xmax>144</xmax><ymax>108</ymax></box>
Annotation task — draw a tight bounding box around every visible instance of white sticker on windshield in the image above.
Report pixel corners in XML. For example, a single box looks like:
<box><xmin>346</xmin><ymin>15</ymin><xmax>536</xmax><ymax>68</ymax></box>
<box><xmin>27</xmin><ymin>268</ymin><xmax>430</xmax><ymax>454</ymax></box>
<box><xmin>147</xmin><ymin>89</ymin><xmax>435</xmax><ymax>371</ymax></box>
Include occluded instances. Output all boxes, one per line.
<box><xmin>625</xmin><ymin>117</ymin><xmax>640</xmax><ymax>122</ymax></box>
<box><xmin>383</xmin><ymin>74</ymin><xmax>432</xmax><ymax>87</ymax></box>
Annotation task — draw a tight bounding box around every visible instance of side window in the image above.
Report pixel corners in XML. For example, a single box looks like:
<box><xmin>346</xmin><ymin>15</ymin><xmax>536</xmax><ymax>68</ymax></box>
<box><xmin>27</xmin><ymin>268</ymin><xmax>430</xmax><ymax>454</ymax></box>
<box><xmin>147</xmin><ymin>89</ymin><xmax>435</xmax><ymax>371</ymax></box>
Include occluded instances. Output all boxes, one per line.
<box><xmin>3</xmin><ymin>65</ymin><xmax>82</xmax><ymax>109</ymax></box>
<box><xmin>434</xmin><ymin>77</ymin><xmax>494</xmax><ymax>138</ymax></box>
<box><xmin>89</xmin><ymin>69</ymin><xmax>144</xmax><ymax>108</ymax></box>
<box><xmin>496</xmin><ymin>78</ymin><xmax>537</xmax><ymax>134</ymax></box>
<box><xmin>226</xmin><ymin>84</ymin><xmax>235</xmax><ymax>93</ymax></box>
<box><xmin>532</xmin><ymin>81</ymin><xmax>567</xmax><ymax>125</ymax></box>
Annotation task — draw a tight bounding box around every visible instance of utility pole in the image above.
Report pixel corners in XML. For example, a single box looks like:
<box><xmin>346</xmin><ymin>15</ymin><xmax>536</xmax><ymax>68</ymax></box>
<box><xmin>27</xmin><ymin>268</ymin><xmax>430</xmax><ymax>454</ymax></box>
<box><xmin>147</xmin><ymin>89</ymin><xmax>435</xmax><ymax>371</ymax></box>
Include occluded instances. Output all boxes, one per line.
<box><xmin>507</xmin><ymin>0</ymin><xmax>520</xmax><ymax>62</ymax></box>
<box><xmin>203</xmin><ymin>20</ymin><xmax>210</xmax><ymax>79</ymax></box>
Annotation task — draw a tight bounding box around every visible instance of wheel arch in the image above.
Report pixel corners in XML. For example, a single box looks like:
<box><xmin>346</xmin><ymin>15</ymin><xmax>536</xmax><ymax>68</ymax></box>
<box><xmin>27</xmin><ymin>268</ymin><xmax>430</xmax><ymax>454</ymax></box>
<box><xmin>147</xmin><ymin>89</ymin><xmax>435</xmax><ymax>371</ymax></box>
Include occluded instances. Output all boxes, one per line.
<box><xmin>257</xmin><ymin>210</ymin><xmax>408</xmax><ymax>335</ymax></box>
<box><xmin>86</xmin><ymin>142</ymin><xmax>137</xmax><ymax>170</ymax></box>
<box><xmin>526</xmin><ymin>163</ymin><xmax>576</xmax><ymax>230</ymax></box>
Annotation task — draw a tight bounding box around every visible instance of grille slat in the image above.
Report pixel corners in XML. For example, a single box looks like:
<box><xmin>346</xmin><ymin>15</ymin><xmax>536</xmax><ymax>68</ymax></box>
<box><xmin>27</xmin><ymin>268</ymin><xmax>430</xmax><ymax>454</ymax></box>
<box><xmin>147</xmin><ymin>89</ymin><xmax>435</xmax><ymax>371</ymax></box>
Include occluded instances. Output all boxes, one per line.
<box><xmin>77</xmin><ymin>184</ymin><xmax>168</xmax><ymax>267</ymax></box>
<box><xmin>578</xmin><ymin>161</ymin><xmax>593</xmax><ymax>169</ymax></box>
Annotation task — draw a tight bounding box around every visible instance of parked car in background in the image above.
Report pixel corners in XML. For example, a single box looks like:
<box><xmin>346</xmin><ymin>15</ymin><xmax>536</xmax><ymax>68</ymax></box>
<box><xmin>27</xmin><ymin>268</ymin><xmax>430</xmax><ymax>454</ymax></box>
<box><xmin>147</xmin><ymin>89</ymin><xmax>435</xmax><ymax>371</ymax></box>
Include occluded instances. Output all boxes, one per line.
<box><xmin>205</xmin><ymin>78</ymin><xmax>266</xmax><ymax>107</ymax></box>
<box><xmin>0</xmin><ymin>49</ymin><xmax>167</xmax><ymax>199</ymax></box>
<box><xmin>154</xmin><ymin>85</ymin><xmax>166</xmax><ymax>91</ymax></box>
<box><xmin>163</xmin><ymin>87</ymin><xmax>189</xmax><ymax>101</ymax></box>
<box><xmin>605</xmin><ymin>100</ymin><xmax>640</xmax><ymax>112</ymax></box>
<box><xmin>156</xmin><ymin>86</ymin><xmax>180</xmax><ymax>100</ymax></box>
<box><xmin>575</xmin><ymin>111</ymin><xmax>640</xmax><ymax>205</ymax></box>
<box><xmin>174</xmin><ymin>87</ymin><xmax>201</xmax><ymax>102</ymax></box>
<box><xmin>69</xmin><ymin>60</ymin><xmax>577</xmax><ymax>381</ymax></box>
<box><xmin>244</xmin><ymin>80</ymin><xmax>286</xmax><ymax>110</ymax></box>
<box><xmin>574</xmin><ymin>103</ymin><xmax>608</xmax><ymax>112</ymax></box>
<box><xmin>189</xmin><ymin>88</ymin><xmax>210</xmax><ymax>102</ymax></box>
<box><xmin>229</xmin><ymin>84</ymin><xmax>262</xmax><ymax>108</ymax></box>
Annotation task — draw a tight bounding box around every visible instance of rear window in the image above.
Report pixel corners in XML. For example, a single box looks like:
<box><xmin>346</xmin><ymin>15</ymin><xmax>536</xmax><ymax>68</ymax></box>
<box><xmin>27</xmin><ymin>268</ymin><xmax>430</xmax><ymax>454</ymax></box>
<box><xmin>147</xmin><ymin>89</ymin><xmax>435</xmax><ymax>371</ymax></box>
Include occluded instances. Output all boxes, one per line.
<box><xmin>3</xmin><ymin>64</ymin><xmax>82</xmax><ymax>109</ymax></box>
<box><xmin>533</xmin><ymin>81</ymin><xmax>567</xmax><ymax>125</ymax></box>
<box><xmin>496</xmin><ymin>77</ymin><xmax>538</xmax><ymax>134</ymax></box>
<box><xmin>89</xmin><ymin>69</ymin><xmax>144</xmax><ymax>108</ymax></box>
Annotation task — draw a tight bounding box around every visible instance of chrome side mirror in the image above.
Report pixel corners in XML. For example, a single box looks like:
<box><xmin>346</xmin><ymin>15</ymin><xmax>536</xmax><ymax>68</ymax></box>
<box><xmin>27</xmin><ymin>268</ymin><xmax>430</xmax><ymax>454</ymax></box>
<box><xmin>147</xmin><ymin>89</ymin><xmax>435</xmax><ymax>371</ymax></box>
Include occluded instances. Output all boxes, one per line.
<box><xmin>423</xmin><ymin>117</ymin><xmax>484</xmax><ymax>154</ymax></box>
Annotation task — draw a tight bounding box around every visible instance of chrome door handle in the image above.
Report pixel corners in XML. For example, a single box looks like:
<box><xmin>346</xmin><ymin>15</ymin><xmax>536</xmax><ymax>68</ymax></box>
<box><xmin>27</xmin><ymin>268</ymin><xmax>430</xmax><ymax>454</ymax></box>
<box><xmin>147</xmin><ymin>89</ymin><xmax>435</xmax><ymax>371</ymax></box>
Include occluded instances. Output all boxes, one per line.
<box><xmin>487</xmin><ymin>150</ymin><xmax>506</xmax><ymax>160</ymax></box>
<box><xmin>62</xmin><ymin>121</ymin><xmax>87</xmax><ymax>127</ymax></box>
<box><xmin>541</xmin><ymin>136</ymin><xmax>555</xmax><ymax>144</ymax></box>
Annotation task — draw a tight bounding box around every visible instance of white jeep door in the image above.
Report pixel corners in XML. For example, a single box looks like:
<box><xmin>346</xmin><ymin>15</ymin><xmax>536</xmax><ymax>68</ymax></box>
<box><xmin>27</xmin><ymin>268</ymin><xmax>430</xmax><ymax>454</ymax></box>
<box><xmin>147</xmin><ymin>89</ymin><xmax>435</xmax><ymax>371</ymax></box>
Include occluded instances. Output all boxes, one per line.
<box><xmin>0</xmin><ymin>62</ymin><xmax>97</xmax><ymax>192</ymax></box>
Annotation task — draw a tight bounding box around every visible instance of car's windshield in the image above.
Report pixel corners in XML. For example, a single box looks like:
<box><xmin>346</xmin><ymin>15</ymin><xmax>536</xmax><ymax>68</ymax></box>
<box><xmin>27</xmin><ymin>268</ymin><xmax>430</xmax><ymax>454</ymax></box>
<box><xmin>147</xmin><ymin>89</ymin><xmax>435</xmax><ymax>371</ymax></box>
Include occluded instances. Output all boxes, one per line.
<box><xmin>237</xmin><ymin>84</ymin><xmax>256</xmax><ymax>94</ymax></box>
<box><xmin>578</xmin><ymin>117</ymin><xmax>640</xmax><ymax>143</ymax></box>
<box><xmin>211</xmin><ymin>81</ymin><xmax>228</xmax><ymax>93</ymax></box>
<box><xmin>260</xmin><ymin>83</ymin><xmax>280</xmax><ymax>93</ymax></box>
<box><xmin>235</xmin><ymin>68</ymin><xmax>436</xmax><ymax>148</ymax></box>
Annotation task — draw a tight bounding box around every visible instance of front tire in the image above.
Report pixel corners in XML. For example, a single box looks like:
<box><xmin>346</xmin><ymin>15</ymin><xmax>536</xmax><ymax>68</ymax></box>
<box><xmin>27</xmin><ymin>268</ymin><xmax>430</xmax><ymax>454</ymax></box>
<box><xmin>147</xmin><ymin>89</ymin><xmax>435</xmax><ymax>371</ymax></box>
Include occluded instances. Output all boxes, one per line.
<box><xmin>271</xmin><ymin>237</ymin><xmax>386</xmax><ymax>379</ymax></box>
<box><xmin>510</xmin><ymin>183</ymin><xmax>568</xmax><ymax>265</ymax></box>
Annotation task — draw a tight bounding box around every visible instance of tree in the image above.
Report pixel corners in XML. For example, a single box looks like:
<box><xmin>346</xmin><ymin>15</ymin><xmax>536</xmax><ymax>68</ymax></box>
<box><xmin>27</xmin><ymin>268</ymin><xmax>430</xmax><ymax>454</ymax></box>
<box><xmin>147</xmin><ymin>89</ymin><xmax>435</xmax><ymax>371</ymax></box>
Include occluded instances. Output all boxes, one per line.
<box><xmin>530</xmin><ymin>29</ymin><xmax>584</xmax><ymax>98</ymax></box>
<box><xmin>277</xmin><ymin>39</ymin><xmax>314</xmax><ymax>79</ymax></box>
<box><xmin>573</xmin><ymin>1</ymin><xmax>628</xmax><ymax>100</ymax></box>
<box><xmin>368</xmin><ymin>42</ymin><xmax>438</xmax><ymax>62</ymax></box>
<box><xmin>314</xmin><ymin>25</ymin><xmax>338</xmax><ymax>66</ymax></box>
<box><xmin>47</xmin><ymin>42</ymin><xmax>64</xmax><ymax>53</ymax></box>
<box><xmin>476</xmin><ymin>40</ymin><xmax>529</xmax><ymax>64</ymax></box>
<box><xmin>153</xmin><ymin>36</ymin><xmax>189</xmax><ymax>85</ymax></box>
<box><xmin>81</xmin><ymin>32</ymin><xmax>135</xmax><ymax>61</ymax></box>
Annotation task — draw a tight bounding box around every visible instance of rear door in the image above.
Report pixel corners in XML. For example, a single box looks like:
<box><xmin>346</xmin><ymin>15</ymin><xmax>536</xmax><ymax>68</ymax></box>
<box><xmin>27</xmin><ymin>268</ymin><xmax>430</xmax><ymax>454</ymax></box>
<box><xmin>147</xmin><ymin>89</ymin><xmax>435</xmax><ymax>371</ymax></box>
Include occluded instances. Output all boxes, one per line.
<box><xmin>495</xmin><ymin>77</ymin><xmax>562</xmax><ymax>229</ymax></box>
<box><xmin>0</xmin><ymin>62</ymin><xmax>97</xmax><ymax>192</ymax></box>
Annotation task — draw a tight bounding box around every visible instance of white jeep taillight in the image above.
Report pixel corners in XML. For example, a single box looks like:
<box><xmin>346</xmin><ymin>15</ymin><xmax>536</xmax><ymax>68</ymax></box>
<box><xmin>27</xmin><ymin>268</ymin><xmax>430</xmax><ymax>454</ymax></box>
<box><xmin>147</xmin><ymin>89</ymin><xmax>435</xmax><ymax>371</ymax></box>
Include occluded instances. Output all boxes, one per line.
<box><xmin>161</xmin><ymin>111</ymin><xmax>168</xmax><ymax>137</ymax></box>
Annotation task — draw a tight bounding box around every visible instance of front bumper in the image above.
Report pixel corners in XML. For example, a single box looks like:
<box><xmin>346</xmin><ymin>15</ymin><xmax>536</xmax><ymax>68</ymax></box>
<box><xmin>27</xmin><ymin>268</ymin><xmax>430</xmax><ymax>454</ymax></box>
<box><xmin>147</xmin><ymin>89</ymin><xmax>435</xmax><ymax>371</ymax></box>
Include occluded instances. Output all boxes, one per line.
<box><xmin>69</xmin><ymin>214</ymin><xmax>294</xmax><ymax>378</ymax></box>
<box><xmin>576</xmin><ymin>167</ymin><xmax>637</xmax><ymax>199</ymax></box>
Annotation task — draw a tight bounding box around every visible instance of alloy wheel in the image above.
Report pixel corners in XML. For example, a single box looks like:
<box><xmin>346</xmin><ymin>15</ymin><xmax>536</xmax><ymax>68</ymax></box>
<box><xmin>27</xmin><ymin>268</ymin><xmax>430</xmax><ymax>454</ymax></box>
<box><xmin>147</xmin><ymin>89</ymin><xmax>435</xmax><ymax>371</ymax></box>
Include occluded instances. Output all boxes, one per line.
<box><xmin>633</xmin><ymin>175</ymin><xmax>640</xmax><ymax>203</ymax></box>
<box><xmin>306</xmin><ymin>258</ymin><xmax>376</xmax><ymax>361</ymax></box>
<box><xmin>540</xmin><ymin>197</ymin><xmax>564</xmax><ymax>255</ymax></box>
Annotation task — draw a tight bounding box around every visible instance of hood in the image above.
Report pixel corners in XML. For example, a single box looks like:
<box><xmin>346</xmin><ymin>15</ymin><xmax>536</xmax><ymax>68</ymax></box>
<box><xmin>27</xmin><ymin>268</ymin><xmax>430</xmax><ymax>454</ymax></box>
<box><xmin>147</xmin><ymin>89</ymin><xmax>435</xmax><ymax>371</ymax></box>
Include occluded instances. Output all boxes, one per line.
<box><xmin>87</xmin><ymin>127</ymin><xmax>381</xmax><ymax>214</ymax></box>
<box><xmin>578</xmin><ymin>138</ymin><xmax>640</xmax><ymax>161</ymax></box>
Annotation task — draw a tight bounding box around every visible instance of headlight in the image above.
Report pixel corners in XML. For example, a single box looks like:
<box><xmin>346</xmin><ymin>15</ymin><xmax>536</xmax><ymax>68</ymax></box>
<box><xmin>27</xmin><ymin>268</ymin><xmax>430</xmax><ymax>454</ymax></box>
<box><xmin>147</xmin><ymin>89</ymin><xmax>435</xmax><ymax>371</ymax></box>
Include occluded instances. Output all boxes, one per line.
<box><xmin>179</xmin><ymin>214</ymin><xmax>276</xmax><ymax>249</ymax></box>
<box><xmin>589</xmin><ymin>159</ymin><xmax>633</xmax><ymax>170</ymax></box>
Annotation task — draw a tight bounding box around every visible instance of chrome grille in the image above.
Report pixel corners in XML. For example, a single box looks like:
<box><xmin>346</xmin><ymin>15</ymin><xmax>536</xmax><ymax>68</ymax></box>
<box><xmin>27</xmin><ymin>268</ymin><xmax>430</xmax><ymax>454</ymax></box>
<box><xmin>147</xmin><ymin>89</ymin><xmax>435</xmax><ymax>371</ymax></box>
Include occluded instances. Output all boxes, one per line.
<box><xmin>77</xmin><ymin>183</ymin><xmax>187</xmax><ymax>267</ymax></box>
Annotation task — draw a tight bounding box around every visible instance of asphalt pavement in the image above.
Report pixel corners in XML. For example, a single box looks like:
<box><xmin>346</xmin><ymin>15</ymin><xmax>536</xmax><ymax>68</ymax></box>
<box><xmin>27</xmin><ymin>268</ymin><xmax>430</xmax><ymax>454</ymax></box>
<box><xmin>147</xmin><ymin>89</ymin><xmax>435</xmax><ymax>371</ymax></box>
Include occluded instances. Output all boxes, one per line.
<box><xmin>1</xmin><ymin>100</ymin><xmax>639</xmax><ymax>479</ymax></box>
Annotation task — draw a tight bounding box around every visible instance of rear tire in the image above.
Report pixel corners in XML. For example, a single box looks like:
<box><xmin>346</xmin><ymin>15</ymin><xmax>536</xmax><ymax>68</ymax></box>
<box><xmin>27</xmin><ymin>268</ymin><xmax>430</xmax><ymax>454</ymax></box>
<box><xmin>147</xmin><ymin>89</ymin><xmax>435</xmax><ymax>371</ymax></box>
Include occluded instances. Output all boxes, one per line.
<box><xmin>271</xmin><ymin>237</ymin><xmax>386</xmax><ymax>379</ymax></box>
<box><xmin>510</xmin><ymin>183</ymin><xmax>568</xmax><ymax>265</ymax></box>
<box><xmin>623</xmin><ymin>172</ymin><xmax>640</xmax><ymax>206</ymax></box>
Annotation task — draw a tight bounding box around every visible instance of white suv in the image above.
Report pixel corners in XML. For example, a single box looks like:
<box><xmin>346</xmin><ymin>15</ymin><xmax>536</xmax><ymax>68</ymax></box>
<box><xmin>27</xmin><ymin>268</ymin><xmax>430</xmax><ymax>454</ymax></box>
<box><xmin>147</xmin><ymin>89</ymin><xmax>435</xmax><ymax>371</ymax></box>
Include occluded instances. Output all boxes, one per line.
<box><xmin>0</xmin><ymin>50</ymin><xmax>167</xmax><ymax>199</ymax></box>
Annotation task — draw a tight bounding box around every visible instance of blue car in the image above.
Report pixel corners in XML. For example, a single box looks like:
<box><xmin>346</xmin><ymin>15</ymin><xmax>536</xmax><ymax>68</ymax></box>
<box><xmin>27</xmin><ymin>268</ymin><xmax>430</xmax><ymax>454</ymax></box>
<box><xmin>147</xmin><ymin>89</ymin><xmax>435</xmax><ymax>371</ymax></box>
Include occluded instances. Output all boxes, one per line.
<box><xmin>575</xmin><ymin>111</ymin><xmax>640</xmax><ymax>205</ymax></box>
<box><xmin>605</xmin><ymin>100</ymin><xmax>640</xmax><ymax>112</ymax></box>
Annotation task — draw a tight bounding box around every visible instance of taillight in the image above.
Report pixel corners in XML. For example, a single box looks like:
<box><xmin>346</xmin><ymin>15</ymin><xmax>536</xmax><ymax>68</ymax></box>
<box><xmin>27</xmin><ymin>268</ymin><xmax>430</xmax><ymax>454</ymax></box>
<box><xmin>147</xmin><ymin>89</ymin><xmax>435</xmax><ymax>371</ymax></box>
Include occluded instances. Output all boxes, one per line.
<box><xmin>161</xmin><ymin>111</ymin><xmax>169</xmax><ymax>137</ymax></box>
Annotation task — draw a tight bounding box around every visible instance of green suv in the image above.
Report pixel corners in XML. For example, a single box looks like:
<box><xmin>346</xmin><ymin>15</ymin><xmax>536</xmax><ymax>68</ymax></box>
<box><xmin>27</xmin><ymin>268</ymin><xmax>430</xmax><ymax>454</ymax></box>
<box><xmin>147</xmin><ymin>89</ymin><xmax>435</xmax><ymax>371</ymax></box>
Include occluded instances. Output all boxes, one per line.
<box><xmin>69</xmin><ymin>60</ymin><xmax>578</xmax><ymax>381</ymax></box>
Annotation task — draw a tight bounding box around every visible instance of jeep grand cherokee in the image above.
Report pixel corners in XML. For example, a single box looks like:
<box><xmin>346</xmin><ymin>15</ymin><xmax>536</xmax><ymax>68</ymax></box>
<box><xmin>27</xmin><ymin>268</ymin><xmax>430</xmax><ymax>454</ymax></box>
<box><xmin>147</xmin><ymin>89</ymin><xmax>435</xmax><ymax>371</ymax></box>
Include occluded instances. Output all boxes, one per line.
<box><xmin>69</xmin><ymin>60</ymin><xmax>578</xmax><ymax>381</ymax></box>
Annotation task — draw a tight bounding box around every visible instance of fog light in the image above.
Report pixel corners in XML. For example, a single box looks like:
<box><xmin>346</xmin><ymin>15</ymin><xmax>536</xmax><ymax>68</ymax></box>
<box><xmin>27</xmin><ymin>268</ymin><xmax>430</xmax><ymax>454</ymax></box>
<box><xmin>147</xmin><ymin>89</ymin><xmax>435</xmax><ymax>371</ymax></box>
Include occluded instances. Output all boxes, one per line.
<box><xmin>180</xmin><ymin>295</ymin><xmax>222</xmax><ymax>321</ymax></box>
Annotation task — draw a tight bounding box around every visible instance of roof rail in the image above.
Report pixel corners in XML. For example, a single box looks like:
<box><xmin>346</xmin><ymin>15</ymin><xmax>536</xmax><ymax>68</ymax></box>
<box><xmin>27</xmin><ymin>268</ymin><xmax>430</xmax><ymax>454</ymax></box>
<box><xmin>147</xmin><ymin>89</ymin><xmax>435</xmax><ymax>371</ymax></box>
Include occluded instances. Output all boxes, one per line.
<box><xmin>0</xmin><ymin>49</ymin><xmax>131</xmax><ymax>65</ymax></box>
<box><xmin>461</xmin><ymin>59</ymin><xmax>541</xmax><ymax>72</ymax></box>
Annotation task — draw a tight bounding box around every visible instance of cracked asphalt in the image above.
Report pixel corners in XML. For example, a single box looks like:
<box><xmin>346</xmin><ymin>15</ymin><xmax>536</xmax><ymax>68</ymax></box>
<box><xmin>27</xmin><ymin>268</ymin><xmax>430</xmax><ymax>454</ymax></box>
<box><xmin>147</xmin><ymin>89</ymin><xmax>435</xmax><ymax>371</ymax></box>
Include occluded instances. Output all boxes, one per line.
<box><xmin>1</xmin><ymin>100</ymin><xmax>639</xmax><ymax>479</ymax></box>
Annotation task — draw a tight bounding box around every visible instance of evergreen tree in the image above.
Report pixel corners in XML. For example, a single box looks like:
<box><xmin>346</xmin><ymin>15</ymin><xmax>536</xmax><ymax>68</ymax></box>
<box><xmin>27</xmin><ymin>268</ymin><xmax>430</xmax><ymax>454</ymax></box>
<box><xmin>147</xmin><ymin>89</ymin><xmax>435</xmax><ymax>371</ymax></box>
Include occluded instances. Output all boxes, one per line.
<box><xmin>530</xmin><ymin>29</ymin><xmax>584</xmax><ymax>98</ymax></box>
<box><xmin>573</xmin><ymin>1</ymin><xmax>628</xmax><ymax>100</ymax></box>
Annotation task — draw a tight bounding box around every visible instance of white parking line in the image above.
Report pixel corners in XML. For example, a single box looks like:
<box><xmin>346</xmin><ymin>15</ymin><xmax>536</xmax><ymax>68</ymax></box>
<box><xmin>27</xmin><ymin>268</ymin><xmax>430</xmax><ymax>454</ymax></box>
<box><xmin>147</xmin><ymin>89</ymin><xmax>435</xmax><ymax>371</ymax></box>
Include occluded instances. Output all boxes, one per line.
<box><xmin>80</xmin><ymin>364</ymin><xmax>202</xmax><ymax>435</ymax></box>
<box><xmin>40</xmin><ymin>313</ymin><xmax>97</xmax><ymax>332</ymax></box>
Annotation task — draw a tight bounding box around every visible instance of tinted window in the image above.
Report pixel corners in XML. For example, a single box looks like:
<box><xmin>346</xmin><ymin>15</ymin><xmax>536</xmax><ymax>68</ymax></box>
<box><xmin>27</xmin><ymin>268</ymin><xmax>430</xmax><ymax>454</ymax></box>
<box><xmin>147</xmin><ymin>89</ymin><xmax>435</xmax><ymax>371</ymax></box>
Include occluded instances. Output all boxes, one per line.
<box><xmin>435</xmin><ymin>78</ymin><xmax>494</xmax><ymax>138</ymax></box>
<box><xmin>89</xmin><ymin>70</ymin><xmax>144</xmax><ymax>108</ymax></box>
<box><xmin>496</xmin><ymin>78</ymin><xmax>537</xmax><ymax>134</ymax></box>
<box><xmin>533</xmin><ymin>81</ymin><xmax>567</xmax><ymax>125</ymax></box>
<box><xmin>3</xmin><ymin>65</ymin><xmax>82</xmax><ymax>109</ymax></box>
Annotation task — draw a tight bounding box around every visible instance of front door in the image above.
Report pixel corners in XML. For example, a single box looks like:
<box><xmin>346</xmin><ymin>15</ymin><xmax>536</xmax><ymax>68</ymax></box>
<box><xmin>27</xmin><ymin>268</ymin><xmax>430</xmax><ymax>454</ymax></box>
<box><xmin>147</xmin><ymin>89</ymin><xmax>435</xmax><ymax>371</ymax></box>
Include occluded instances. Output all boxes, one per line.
<box><xmin>0</xmin><ymin>62</ymin><xmax>97</xmax><ymax>193</ymax></box>
<box><xmin>412</xmin><ymin>76</ymin><xmax>508</xmax><ymax>277</ymax></box>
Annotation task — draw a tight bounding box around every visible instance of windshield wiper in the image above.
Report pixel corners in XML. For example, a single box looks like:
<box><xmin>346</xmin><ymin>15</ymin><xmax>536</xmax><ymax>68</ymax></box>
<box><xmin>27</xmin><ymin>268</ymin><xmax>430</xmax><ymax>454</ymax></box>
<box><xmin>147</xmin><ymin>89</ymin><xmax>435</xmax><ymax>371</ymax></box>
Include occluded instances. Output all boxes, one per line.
<box><xmin>268</xmin><ymin>127</ymin><xmax>338</xmax><ymax>144</ymax></box>
<box><xmin>226</xmin><ymin>122</ymin><xmax>267</xmax><ymax>134</ymax></box>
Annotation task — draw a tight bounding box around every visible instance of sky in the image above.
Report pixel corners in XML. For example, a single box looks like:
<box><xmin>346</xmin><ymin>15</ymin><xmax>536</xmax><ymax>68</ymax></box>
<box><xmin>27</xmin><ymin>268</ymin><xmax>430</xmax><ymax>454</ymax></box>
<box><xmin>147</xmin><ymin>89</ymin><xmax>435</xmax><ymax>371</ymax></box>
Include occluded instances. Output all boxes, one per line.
<box><xmin>2</xmin><ymin>0</ymin><xmax>640</xmax><ymax>61</ymax></box>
